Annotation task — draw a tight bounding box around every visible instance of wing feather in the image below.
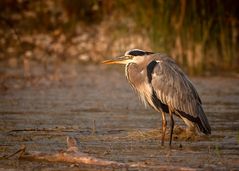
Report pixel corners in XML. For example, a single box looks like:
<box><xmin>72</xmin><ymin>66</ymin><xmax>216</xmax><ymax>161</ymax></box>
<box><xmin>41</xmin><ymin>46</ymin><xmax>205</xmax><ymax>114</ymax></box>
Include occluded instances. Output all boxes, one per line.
<box><xmin>151</xmin><ymin>57</ymin><xmax>201</xmax><ymax>117</ymax></box>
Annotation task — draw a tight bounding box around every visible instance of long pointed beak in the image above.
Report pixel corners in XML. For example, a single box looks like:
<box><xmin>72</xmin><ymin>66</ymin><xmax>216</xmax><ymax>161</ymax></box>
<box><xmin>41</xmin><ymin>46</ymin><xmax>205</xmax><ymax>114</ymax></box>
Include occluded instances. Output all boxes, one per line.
<box><xmin>102</xmin><ymin>56</ymin><xmax>131</xmax><ymax>65</ymax></box>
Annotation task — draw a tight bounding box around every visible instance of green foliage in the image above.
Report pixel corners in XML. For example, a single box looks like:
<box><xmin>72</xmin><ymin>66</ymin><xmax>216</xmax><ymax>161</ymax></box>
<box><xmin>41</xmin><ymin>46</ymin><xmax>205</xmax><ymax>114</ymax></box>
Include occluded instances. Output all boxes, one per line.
<box><xmin>214</xmin><ymin>144</ymin><xmax>221</xmax><ymax>158</ymax></box>
<box><xmin>62</xmin><ymin>0</ymin><xmax>104</xmax><ymax>24</ymax></box>
<box><xmin>0</xmin><ymin>0</ymin><xmax>238</xmax><ymax>74</ymax></box>
<box><xmin>113</xmin><ymin>0</ymin><xmax>239</xmax><ymax>74</ymax></box>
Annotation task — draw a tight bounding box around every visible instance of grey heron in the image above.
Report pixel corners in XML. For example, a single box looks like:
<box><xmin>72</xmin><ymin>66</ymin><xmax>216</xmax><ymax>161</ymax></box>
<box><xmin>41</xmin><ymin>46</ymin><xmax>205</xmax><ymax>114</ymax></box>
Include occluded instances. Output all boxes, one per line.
<box><xmin>103</xmin><ymin>49</ymin><xmax>211</xmax><ymax>146</ymax></box>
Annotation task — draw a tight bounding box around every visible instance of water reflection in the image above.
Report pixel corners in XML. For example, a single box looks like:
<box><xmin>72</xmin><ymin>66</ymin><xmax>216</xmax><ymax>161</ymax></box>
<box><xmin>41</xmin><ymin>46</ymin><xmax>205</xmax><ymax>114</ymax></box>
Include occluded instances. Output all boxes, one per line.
<box><xmin>0</xmin><ymin>66</ymin><xmax>238</xmax><ymax>170</ymax></box>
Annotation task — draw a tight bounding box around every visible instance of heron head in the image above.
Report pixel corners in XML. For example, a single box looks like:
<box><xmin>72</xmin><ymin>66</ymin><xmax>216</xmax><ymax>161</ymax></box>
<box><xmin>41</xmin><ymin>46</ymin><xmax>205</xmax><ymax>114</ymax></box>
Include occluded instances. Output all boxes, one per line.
<box><xmin>102</xmin><ymin>49</ymin><xmax>154</xmax><ymax>65</ymax></box>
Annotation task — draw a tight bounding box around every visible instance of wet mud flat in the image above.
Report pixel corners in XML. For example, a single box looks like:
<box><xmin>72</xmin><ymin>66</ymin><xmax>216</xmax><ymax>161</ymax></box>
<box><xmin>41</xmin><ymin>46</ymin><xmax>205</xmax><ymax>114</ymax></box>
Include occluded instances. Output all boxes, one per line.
<box><xmin>0</xmin><ymin>65</ymin><xmax>239</xmax><ymax>170</ymax></box>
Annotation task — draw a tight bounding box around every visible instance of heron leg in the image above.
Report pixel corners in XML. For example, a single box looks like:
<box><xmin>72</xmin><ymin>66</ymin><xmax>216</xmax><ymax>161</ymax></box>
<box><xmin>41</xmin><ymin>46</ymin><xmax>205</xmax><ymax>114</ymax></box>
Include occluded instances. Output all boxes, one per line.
<box><xmin>169</xmin><ymin>109</ymin><xmax>174</xmax><ymax>146</ymax></box>
<box><xmin>161</xmin><ymin>112</ymin><xmax>167</xmax><ymax>146</ymax></box>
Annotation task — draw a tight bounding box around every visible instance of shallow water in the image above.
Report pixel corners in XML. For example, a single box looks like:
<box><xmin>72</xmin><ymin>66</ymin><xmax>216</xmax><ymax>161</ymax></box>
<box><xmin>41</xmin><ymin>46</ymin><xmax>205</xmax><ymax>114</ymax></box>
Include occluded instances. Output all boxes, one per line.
<box><xmin>0</xmin><ymin>65</ymin><xmax>239</xmax><ymax>170</ymax></box>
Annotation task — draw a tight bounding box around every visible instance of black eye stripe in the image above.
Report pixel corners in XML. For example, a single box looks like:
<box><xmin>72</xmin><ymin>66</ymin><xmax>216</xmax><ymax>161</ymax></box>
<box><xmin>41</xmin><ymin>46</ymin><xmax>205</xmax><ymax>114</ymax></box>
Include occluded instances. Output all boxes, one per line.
<box><xmin>126</xmin><ymin>49</ymin><xmax>154</xmax><ymax>56</ymax></box>
<box><xmin>128</xmin><ymin>50</ymin><xmax>146</xmax><ymax>56</ymax></box>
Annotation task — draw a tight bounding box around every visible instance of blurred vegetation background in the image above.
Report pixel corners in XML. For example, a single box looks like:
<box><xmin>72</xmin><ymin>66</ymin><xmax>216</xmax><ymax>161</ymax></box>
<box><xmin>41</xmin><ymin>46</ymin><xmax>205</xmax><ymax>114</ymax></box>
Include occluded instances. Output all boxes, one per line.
<box><xmin>0</xmin><ymin>0</ymin><xmax>238</xmax><ymax>76</ymax></box>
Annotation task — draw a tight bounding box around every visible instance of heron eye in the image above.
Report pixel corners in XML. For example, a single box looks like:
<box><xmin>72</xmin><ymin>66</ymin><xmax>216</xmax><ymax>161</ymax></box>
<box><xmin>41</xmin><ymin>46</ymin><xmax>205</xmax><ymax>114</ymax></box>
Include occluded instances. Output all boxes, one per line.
<box><xmin>125</xmin><ymin>55</ymin><xmax>133</xmax><ymax>59</ymax></box>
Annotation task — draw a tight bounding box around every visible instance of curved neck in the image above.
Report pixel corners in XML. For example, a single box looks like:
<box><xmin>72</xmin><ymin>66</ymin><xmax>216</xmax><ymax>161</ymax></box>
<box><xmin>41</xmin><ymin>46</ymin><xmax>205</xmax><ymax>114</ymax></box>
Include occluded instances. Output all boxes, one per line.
<box><xmin>125</xmin><ymin>62</ymin><xmax>145</xmax><ymax>87</ymax></box>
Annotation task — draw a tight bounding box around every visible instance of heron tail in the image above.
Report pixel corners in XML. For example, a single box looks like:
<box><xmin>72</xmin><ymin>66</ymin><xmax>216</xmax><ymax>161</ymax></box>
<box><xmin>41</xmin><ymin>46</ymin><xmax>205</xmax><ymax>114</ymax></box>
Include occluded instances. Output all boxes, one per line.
<box><xmin>196</xmin><ymin>104</ymin><xmax>211</xmax><ymax>135</ymax></box>
<box><xmin>175</xmin><ymin>104</ymin><xmax>211</xmax><ymax>135</ymax></box>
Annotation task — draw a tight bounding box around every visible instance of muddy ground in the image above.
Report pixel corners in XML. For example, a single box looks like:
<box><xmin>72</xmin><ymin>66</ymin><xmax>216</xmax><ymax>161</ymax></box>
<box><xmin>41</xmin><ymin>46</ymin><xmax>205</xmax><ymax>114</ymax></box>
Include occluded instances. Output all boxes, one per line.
<box><xmin>0</xmin><ymin>64</ymin><xmax>239</xmax><ymax>170</ymax></box>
